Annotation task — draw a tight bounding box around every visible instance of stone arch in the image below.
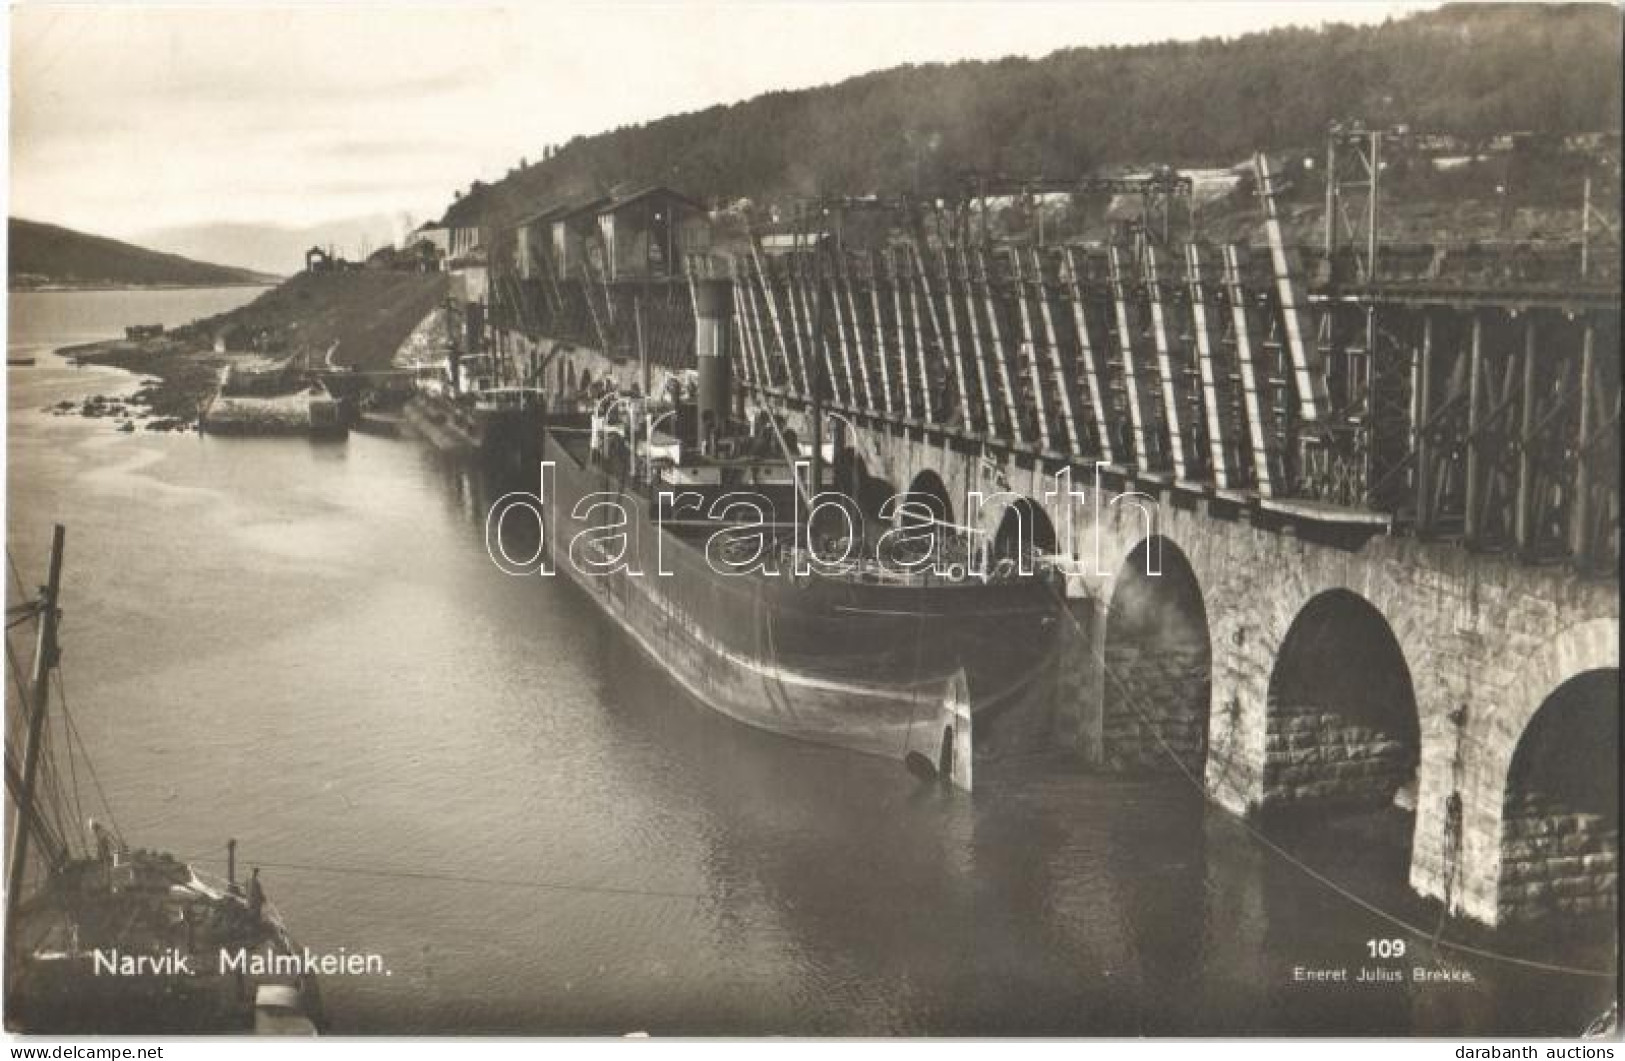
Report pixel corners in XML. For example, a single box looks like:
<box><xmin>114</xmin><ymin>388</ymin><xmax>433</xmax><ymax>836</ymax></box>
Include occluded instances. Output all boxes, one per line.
<box><xmin>832</xmin><ymin>448</ymin><xmax>896</xmax><ymax>547</ymax></box>
<box><xmin>898</xmin><ymin>469</ymin><xmax>954</xmax><ymax>537</ymax></box>
<box><xmin>992</xmin><ymin>497</ymin><xmax>1058</xmax><ymax>563</ymax></box>
<box><xmin>1496</xmin><ymin>666</ymin><xmax>1619</xmax><ymax>926</ymax></box>
<box><xmin>1102</xmin><ymin>536</ymin><xmax>1211</xmax><ymax>774</ymax></box>
<box><xmin>835</xmin><ymin>449</ymin><xmax>889</xmax><ymax>511</ymax></box>
<box><xmin>1262</xmin><ymin>589</ymin><xmax>1421</xmax><ymax>816</ymax></box>
<box><xmin>1480</xmin><ymin>617</ymin><xmax>1619</xmax><ymax>769</ymax></box>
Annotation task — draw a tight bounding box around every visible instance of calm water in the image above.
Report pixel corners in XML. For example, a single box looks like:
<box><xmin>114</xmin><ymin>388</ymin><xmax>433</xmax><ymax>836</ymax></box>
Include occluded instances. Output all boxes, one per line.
<box><xmin>4</xmin><ymin>289</ymin><xmax>1615</xmax><ymax>1035</ymax></box>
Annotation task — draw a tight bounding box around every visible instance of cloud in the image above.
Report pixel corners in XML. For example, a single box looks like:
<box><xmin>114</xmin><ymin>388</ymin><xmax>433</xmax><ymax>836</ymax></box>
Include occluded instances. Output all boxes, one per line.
<box><xmin>9</xmin><ymin>2</ymin><xmax>1428</xmax><ymax>237</ymax></box>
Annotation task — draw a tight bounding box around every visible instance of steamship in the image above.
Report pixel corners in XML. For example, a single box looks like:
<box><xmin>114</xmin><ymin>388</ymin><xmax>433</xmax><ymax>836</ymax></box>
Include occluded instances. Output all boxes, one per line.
<box><xmin>534</xmin><ymin>280</ymin><xmax>1061</xmax><ymax>789</ymax></box>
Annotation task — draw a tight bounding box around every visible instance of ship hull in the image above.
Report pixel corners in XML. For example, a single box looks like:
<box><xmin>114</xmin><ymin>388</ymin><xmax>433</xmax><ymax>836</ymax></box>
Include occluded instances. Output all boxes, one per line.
<box><xmin>537</xmin><ymin>425</ymin><xmax>1060</xmax><ymax>789</ymax></box>
<box><xmin>405</xmin><ymin>393</ymin><xmax>541</xmax><ymax>473</ymax></box>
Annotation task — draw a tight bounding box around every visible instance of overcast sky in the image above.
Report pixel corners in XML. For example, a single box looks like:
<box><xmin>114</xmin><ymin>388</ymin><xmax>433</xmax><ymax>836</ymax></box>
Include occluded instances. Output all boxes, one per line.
<box><xmin>11</xmin><ymin>1</ymin><xmax>1429</xmax><ymax>243</ymax></box>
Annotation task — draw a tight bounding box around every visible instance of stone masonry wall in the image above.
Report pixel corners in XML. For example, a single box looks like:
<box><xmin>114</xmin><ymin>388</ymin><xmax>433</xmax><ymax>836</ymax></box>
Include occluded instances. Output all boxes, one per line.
<box><xmin>1498</xmin><ymin>791</ymin><xmax>1620</xmax><ymax>923</ymax></box>
<box><xmin>1102</xmin><ymin>643</ymin><xmax>1209</xmax><ymax>773</ymax></box>
<box><xmin>1261</xmin><ymin>702</ymin><xmax>1415</xmax><ymax>810</ymax></box>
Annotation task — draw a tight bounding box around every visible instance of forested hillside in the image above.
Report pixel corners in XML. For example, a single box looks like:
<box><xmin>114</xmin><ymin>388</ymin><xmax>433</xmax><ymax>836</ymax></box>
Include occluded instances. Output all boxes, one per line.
<box><xmin>449</xmin><ymin>3</ymin><xmax>1621</xmax><ymax>226</ymax></box>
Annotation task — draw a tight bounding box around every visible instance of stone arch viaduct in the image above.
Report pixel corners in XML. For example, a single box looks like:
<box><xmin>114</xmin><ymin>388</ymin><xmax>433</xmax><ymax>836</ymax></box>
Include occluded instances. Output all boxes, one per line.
<box><xmin>487</xmin><ymin>223</ymin><xmax>1618</xmax><ymax>931</ymax></box>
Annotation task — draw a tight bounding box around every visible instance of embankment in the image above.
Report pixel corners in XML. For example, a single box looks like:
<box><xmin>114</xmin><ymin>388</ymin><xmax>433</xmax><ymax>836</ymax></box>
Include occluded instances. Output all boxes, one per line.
<box><xmin>64</xmin><ymin>271</ymin><xmax>449</xmax><ymax>424</ymax></box>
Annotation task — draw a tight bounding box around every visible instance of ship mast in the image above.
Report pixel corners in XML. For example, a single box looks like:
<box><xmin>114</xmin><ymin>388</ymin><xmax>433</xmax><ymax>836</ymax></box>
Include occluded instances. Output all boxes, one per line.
<box><xmin>6</xmin><ymin>524</ymin><xmax>67</xmax><ymax>943</ymax></box>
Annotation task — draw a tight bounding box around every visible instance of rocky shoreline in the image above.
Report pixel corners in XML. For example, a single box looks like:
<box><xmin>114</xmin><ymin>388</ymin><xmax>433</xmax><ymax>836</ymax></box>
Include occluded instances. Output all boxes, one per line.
<box><xmin>52</xmin><ymin>337</ymin><xmax>225</xmax><ymax>429</ymax></box>
<box><xmin>45</xmin><ymin>391</ymin><xmax>192</xmax><ymax>433</ymax></box>
<box><xmin>41</xmin><ymin>269</ymin><xmax>447</xmax><ymax>433</ymax></box>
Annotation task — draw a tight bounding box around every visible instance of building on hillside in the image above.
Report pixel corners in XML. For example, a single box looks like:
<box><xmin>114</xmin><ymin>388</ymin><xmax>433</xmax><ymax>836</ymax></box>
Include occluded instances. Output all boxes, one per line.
<box><xmin>451</xmin><ymin>243</ymin><xmax>490</xmax><ymax>304</ymax></box>
<box><xmin>506</xmin><ymin>195</ymin><xmax>611</xmax><ymax>282</ymax></box>
<box><xmin>550</xmin><ymin>195</ymin><xmax>612</xmax><ymax>280</ymax></box>
<box><xmin>508</xmin><ymin>200</ymin><xmax>584</xmax><ymax>281</ymax></box>
<box><xmin>443</xmin><ymin>181</ymin><xmax>496</xmax><ymax>264</ymax></box>
<box><xmin>402</xmin><ymin>223</ymin><xmax>450</xmax><ymax>269</ymax></box>
<box><xmin>595</xmin><ymin>185</ymin><xmax>710</xmax><ymax>279</ymax></box>
<box><xmin>305</xmin><ymin>246</ymin><xmax>333</xmax><ymax>273</ymax></box>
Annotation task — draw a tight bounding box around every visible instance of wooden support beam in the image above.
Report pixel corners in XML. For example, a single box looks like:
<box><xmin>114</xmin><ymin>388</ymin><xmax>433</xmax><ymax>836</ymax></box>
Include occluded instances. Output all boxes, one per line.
<box><xmin>1463</xmin><ymin>312</ymin><xmax>1485</xmax><ymax>544</ymax></box>
<box><xmin>802</xmin><ymin>255</ymin><xmax>841</xmax><ymax>403</ymax></box>
<box><xmin>1222</xmin><ymin>244</ymin><xmax>1282</xmax><ymax>496</ymax></box>
<box><xmin>742</xmin><ymin>283</ymin><xmax>771</xmax><ymax>392</ymax></box>
<box><xmin>1107</xmin><ymin>245</ymin><xmax>1159</xmax><ymax>472</ymax></box>
<box><xmin>730</xmin><ymin>282</ymin><xmax>757</xmax><ymax>390</ymax></box>
<box><xmin>1061</xmin><ymin>247</ymin><xmax>1115</xmax><ymax>465</ymax></box>
<box><xmin>909</xmin><ymin>245</ymin><xmax>944</xmax><ymax>426</ymax></box>
<box><xmin>952</xmin><ymin>247</ymin><xmax>999</xmax><ymax>435</ymax></box>
<box><xmin>1185</xmin><ymin>243</ymin><xmax>1235</xmax><ymax>489</ymax></box>
<box><xmin>751</xmin><ymin>247</ymin><xmax>799</xmax><ymax>394</ymax></box>
<box><xmin>1031</xmin><ymin>248</ymin><xmax>1081</xmax><ymax>455</ymax></box>
<box><xmin>975</xmin><ymin>248</ymin><xmax>1026</xmax><ymax>444</ymax></box>
<box><xmin>1256</xmin><ymin>153</ymin><xmax>1331</xmax><ymax>424</ymax></box>
<box><xmin>783</xmin><ymin>253</ymin><xmax>811</xmax><ymax>393</ymax></box>
<box><xmin>865</xmin><ymin>252</ymin><xmax>894</xmax><ymax>416</ymax></box>
<box><xmin>786</xmin><ymin>255</ymin><xmax>832</xmax><ymax>402</ymax></box>
<box><xmin>1413</xmin><ymin>312</ymin><xmax>1435</xmax><ymax>532</ymax></box>
<box><xmin>831</xmin><ymin>252</ymin><xmax>869</xmax><ymax>410</ymax></box>
<box><xmin>740</xmin><ymin>263</ymin><xmax>775</xmax><ymax>389</ymax></box>
<box><xmin>579</xmin><ymin>262</ymin><xmax>611</xmax><ymax>353</ymax></box>
<box><xmin>728</xmin><ymin>269</ymin><xmax>761</xmax><ymax>391</ymax></box>
<box><xmin>1570</xmin><ymin>321</ymin><xmax>1596</xmax><ymax>562</ymax></box>
<box><xmin>1009</xmin><ymin>248</ymin><xmax>1052</xmax><ymax>451</ymax></box>
<box><xmin>886</xmin><ymin>249</ymin><xmax>916</xmax><ymax>421</ymax></box>
<box><xmin>1487</xmin><ymin>352</ymin><xmax>1519</xmax><ymax>540</ymax></box>
<box><xmin>1514</xmin><ymin>314</ymin><xmax>1538</xmax><ymax>552</ymax></box>
<box><xmin>1142</xmin><ymin>244</ymin><xmax>1194</xmax><ymax>480</ymax></box>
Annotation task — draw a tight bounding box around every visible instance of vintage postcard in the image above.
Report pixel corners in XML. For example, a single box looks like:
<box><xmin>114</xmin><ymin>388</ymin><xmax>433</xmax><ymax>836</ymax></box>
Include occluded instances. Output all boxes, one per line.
<box><xmin>4</xmin><ymin>1</ymin><xmax>1620</xmax><ymax>1043</ymax></box>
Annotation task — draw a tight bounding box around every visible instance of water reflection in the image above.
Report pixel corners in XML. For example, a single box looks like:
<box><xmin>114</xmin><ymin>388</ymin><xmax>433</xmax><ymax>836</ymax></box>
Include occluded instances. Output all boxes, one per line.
<box><xmin>8</xmin><ymin>290</ymin><xmax>1615</xmax><ymax>1034</ymax></box>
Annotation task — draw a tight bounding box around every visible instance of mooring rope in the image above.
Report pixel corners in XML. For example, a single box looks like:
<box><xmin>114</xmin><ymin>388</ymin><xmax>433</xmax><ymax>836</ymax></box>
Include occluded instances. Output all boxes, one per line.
<box><xmin>178</xmin><ymin>853</ymin><xmax>708</xmax><ymax>904</ymax></box>
<box><xmin>53</xmin><ymin>666</ymin><xmax>123</xmax><ymax>847</ymax></box>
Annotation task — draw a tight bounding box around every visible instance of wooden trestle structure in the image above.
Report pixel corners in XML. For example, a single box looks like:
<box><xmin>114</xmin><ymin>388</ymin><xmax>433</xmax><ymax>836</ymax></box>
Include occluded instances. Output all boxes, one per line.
<box><xmin>489</xmin><ymin>185</ymin><xmax>1619</xmax><ymax>577</ymax></box>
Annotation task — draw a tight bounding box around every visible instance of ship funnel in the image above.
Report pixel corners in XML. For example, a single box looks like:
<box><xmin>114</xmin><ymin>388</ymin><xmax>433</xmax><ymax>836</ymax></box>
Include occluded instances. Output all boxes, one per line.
<box><xmin>692</xmin><ymin>278</ymin><xmax>733</xmax><ymax>454</ymax></box>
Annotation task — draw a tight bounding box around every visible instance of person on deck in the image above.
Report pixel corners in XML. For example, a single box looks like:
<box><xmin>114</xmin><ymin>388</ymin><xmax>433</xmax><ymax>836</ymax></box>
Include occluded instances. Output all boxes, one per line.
<box><xmin>89</xmin><ymin>818</ymin><xmax>113</xmax><ymax>864</ymax></box>
<box><xmin>247</xmin><ymin>867</ymin><xmax>266</xmax><ymax>924</ymax></box>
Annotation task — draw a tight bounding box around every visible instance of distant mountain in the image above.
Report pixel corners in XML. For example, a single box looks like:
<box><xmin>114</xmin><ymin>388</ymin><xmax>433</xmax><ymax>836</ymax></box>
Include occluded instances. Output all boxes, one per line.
<box><xmin>9</xmin><ymin>218</ymin><xmax>277</xmax><ymax>290</ymax></box>
<box><xmin>135</xmin><ymin>214</ymin><xmax>405</xmax><ymax>278</ymax></box>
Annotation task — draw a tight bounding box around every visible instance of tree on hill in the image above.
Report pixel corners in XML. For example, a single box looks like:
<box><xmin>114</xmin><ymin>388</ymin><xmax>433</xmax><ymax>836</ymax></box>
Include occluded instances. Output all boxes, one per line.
<box><xmin>439</xmin><ymin>3</ymin><xmax>1621</xmax><ymax>229</ymax></box>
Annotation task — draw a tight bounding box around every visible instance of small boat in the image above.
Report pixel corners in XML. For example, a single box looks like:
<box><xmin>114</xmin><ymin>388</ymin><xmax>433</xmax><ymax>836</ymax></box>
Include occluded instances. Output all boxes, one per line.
<box><xmin>404</xmin><ymin>352</ymin><xmax>544</xmax><ymax>472</ymax></box>
<box><xmin>7</xmin><ymin>357</ymin><xmax>37</xmax><ymax>367</ymax></box>
<box><xmin>4</xmin><ymin>526</ymin><xmax>324</xmax><ymax>1034</ymax></box>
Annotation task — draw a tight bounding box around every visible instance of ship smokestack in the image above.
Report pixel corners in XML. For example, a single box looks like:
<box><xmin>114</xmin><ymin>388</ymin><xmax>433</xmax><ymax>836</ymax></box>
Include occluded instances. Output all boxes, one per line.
<box><xmin>692</xmin><ymin>278</ymin><xmax>733</xmax><ymax>453</ymax></box>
